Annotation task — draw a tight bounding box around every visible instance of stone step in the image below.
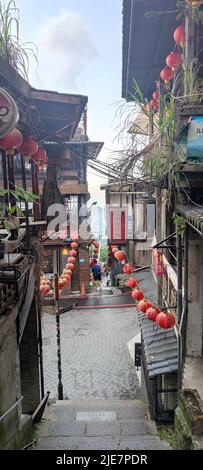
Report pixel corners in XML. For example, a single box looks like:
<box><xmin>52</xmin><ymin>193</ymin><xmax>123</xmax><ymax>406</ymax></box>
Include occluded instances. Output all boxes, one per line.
<box><xmin>43</xmin><ymin>400</ymin><xmax>148</xmax><ymax>421</ymax></box>
<box><xmin>35</xmin><ymin>419</ymin><xmax>157</xmax><ymax>438</ymax></box>
<box><xmin>34</xmin><ymin>435</ymin><xmax>170</xmax><ymax>451</ymax></box>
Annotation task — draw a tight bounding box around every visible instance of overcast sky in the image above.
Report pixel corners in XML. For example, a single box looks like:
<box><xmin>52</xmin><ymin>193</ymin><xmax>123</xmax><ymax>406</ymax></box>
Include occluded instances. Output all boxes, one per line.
<box><xmin>15</xmin><ymin>0</ymin><xmax>124</xmax><ymax>205</ymax></box>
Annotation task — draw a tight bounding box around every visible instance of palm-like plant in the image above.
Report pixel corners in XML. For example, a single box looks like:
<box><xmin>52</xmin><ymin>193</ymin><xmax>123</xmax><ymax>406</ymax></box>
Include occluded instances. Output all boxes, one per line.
<box><xmin>0</xmin><ymin>0</ymin><xmax>38</xmax><ymax>80</ymax></box>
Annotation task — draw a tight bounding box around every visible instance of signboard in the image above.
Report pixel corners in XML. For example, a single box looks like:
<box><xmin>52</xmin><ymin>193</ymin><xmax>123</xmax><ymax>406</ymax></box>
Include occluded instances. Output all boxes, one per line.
<box><xmin>187</xmin><ymin>116</ymin><xmax>203</xmax><ymax>161</ymax></box>
<box><xmin>0</xmin><ymin>88</ymin><xmax>19</xmax><ymax>138</ymax></box>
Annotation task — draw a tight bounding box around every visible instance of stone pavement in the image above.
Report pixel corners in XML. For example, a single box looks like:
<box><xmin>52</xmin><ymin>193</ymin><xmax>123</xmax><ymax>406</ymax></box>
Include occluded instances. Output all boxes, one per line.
<box><xmin>33</xmin><ymin>400</ymin><xmax>170</xmax><ymax>450</ymax></box>
<box><xmin>42</xmin><ymin>306</ymin><xmax>141</xmax><ymax>400</ymax></box>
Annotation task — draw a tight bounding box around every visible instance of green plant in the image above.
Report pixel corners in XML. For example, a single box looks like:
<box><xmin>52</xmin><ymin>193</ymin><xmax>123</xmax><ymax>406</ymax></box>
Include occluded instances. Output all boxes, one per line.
<box><xmin>0</xmin><ymin>186</ymin><xmax>39</xmax><ymax>231</ymax></box>
<box><xmin>173</xmin><ymin>211</ymin><xmax>185</xmax><ymax>236</ymax></box>
<box><xmin>99</xmin><ymin>245</ymin><xmax>109</xmax><ymax>263</ymax></box>
<box><xmin>0</xmin><ymin>0</ymin><xmax>38</xmax><ymax>79</ymax></box>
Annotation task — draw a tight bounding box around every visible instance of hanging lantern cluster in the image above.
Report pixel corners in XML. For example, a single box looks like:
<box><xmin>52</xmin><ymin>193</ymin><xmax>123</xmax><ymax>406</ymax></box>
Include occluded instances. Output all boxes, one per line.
<box><xmin>0</xmin><ymin>130</ymin><xmax>49</xmax><ymax>170</ymax></box>
<box><xmin>126</xmin><ymin>272</ymin><xmax>176</xmax><ymax>330</ymax></box>
<box><xmin>40</xmin><ymin>239</ymin><xmax>79</xmax><ymax>296</ymax></box>
<box><xmin>89</xmin><ymin>239</ymin><xmax>100</xmax><ymax>267</ymax></box>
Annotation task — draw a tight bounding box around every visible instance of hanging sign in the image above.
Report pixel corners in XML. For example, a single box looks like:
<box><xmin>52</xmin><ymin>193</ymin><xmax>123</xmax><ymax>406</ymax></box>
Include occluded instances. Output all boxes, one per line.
<box><xmin>0</xmin><ymin>88</ymin><xmax>19</xmax><ymax>138</ymax></box>
<box><xmin>187</xmin><ymin>116</ymin><xmax>203</xmax><ymax>162</ymax></box>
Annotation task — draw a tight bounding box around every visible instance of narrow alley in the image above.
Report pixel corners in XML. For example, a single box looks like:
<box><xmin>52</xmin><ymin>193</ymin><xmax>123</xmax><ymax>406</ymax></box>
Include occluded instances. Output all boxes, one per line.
<box><xmin>33</xmin><ymin>304</ymin><xmax>170</xmax><ymax>450</ymax></box>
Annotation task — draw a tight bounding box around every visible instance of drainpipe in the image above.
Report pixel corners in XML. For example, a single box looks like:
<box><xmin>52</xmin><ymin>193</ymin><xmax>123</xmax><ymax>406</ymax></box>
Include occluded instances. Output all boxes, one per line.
<box><xmin>177</xmin><ymin>230</ymin><xmax>183</xmax><ymax>324</ymax></box>
<box><xmin>178</xmin><ymin>224</ymin><xmax>188</xmax><ymax>390</ymax></box>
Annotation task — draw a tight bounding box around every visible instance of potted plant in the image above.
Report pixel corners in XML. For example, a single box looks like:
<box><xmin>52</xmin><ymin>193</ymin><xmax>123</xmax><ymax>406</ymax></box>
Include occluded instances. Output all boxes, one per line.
<box><xmin>0</xmin><ymin>186</ymin><xmax>40</xmax><ymax>240</ymax></box>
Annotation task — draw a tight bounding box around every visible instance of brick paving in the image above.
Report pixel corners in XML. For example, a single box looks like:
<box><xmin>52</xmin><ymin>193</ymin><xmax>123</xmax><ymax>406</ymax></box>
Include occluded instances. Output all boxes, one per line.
<box><xmin>41</xmin><ymin>306</ymin><xmax>141</xmax><ymax>400</ymax></box>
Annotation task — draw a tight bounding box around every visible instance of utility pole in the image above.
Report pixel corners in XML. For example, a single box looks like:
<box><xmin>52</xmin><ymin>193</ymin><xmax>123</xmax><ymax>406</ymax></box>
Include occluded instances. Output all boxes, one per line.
<box><xmin>54</xmin><ymin>273</ymin><xmax>63</xmax><ymax>400</ymax></box>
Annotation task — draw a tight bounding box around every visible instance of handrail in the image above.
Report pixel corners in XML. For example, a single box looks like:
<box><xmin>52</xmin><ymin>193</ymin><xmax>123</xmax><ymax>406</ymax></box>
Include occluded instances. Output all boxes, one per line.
<box><xmin>0</xmin><ymin>396</ymin><xmax>23</xmax><ymax>422</ymax></box>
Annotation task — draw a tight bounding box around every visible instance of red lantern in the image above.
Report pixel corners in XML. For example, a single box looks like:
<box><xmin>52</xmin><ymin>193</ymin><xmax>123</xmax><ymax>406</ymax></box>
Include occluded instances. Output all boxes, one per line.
<box><xmin>166</xmin><ymin>52</ymin><xmax>182</xmax><ymax>71</ymax></box>
<box><xmin>31</xmin><ymin>146</ymin><xmax>46</xmax><ymax>163</ymax></box>
<box><xmin>66</xmin><ymin>263</ymin><xmax>75</xmax><ymax>271</ymax></box>
<box><xmin>89</xmin><ymin>260</ymin><xmax>94</xmax><ymax>268</ymax></box>
<box><xmin>114</xmin><ymin>250</ymin><xmax>125</xmax><ymax>261</ymax></box>
<box><xmin>174</xmin><ymin>24</ymin><xmax>185</xmax><ymax>47</ymax></box>
<box><xmin>145</xmin><ymin>103</ymin><xmax>151</xmax><ymax>112</ymax></box>
<box><xmin>94</xmin><ymin>248</ymin><xmax>99</xmax><ymax>254</ymax></box>
<box><xmin>156</xmin><ymin>311</ymin><xmax>176</xmax><ymax>329</ymax></box>
<box><xmin>160</xmin><ymin>67</ymin><xmax>174</xmax><ymax>82</ymax></box>
<box><xmin>62</xmin><ymin>275</ymin><xmax>71</xmax><ymax>285</ymax></box>
<box><xmin>127</xmin><ymin>277</ymin><xmax>139</xmax><ymax>289</ymax></box>
<box><xmin>68</xmin><ymin>256</ymin><xmax>76</xmax><ymax>264</ymax></box>
<box><xmin>66</xmin><ymin>269</ymin><xmax>73</xmax><ymax>276</ymax></box>
<box><xmin>18</xmin><ymin>137</ymin><xmax>38</xmax><ymax>156</ymax></box>
<box><xmin>123</xmin><ymin>264</ymin><xmax>133</xmax><ymax>274</ymax></box>
<box><xmin>58</xmin><ymin>278</ymin><xmax>66</xmax><ymax>290</ymax></box>
<box><xmin>112</xmin><ymin>247</ymin><xmax>118</xmax><ymax>254</ymax></box>
<box><xmin>150</xmin><ymin>98</ymin><xmax>159</xmax><ymax>110</ymax></box>
<box><xmin>131</xmin><ymin>289</ymin><xmax>144</xmax><ymax>301</ymax></box>
<box><xmin>0</xmin><ymin>128</ymin><xmax>23</xmax><ymax>151</ymax></box>
<box><xmin>156</xmin><ymin>80</ymin><xmax>160</xmax><ymax>90</ymax></box>
<box><xmin>40</xmin><ymin>284</ymin><xmax>50</xmax><ymax>295</ymax></box>
<box><xmin>153</xmin><ymin>91</ymin><xmax>160</xmax><ymax>102</ymax></box>
<box><xmin>69</xmin><ymin>250</ymin><xmax>77</xmax><ymax>257</ymax></box>
<box><xmin>93</xmin><ymin>254</ymin><xmax>98</xmax><ymax>260</ymax></box>
<box><xmin>138</xmin><ymin>299</ymin><xmax>152</xmax><ymax>313</ymax></box>
<box><xmin>146</xmin><ymin>307</ymin><xmax>161</xmax><ymax>322</ymax></box>
<box><xmin>71</xmin><ymin>241</ymin><xmax>78</xmax><ymax>249</ymax></box>
<box><xmin>93</xmin><ymin>240</ymin><xmax>99</xmax><ymax>248</ymax></box>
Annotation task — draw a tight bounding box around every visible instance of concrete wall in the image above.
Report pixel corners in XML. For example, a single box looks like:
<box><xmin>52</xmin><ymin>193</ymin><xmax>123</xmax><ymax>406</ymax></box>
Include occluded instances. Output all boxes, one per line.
<box><xmin>19</xmin><ymin>298</ymin><xmax>41</xmax><ymax>414</ymax></box>
<box><xmin>0</xmin><ymin>324</ymin><xmax>20</xmax><ymax>449</ymax></box>
<box><xmin>186</xmin><ymin>239</ymin><xmax>203</xmax><ymax>358</ymax></box>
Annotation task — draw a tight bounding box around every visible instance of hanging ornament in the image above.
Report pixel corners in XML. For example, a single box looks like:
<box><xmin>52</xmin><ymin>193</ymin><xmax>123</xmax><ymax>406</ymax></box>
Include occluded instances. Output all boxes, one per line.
<box><xmin>67</xmin><ymin>256</ymin><xmax>76</xmax><ymax>264</ymax></box>
<box><xmin>152</xmin><ymin>90</ymin><xmax>160</xmax><ymax>102</ymax></box>
<box><xmin>166</xmin><ymin>52</ymin><xmax>182</xmax><ymax>71</ymax></box>
<box><xmin>156</xmin><ymin>80</ymin><xmax>160</xmax><ymax>90</ymax></box>
<box><xmin>114</xmin><ymin>250</ymin><xmax>125</xmax><ymax>261</ymax></box>
<box><xmin>69</xmin><ymin>250</ymin><xmax>77</xmax><ymax>257</ymax></box>
<box><xmin>0</xmin><ymin>128</ymin><xmax>23</xmax><ymax>154</ymax></box>
<box><xmin>150</xmin><ymin>98</ymin><xmax>159</xmax><ymax>110</ymax></box>
<box><xmin>131</xmin><ymin>289</ymin><xmax>144</xmax><ymax>301</ymax></box>
<box><xmin>146</xmin><ymin>307</ymin><xmax>161</xmax><ymax>322</ymax></box>
<box><xmin>123</xmin><ymin>264</ymin><xmax>133</xmax><ymax>274</ymax></box>
<box><xmin>156</xmin><ymin>311</ymin><xmax>176</xmax><ymax>329</ymax></box>
<box><xmin>71</xmin><ymin>241</ymin><xmax>78</xmax><ymax>249</ymax></box>
<box><xmin>18</xmin><ymin>137</ymin><xmax>38</xmax><ymax>161</ymax></box>
<box><xmin>138</xmin><ymin>299</ymin><xmax>152</xmax><ymax>313</ymax></box>
<box><xmin>127</xmin><ymin>277</ymin><xmax>139</xmax><ymax>289</ymax></box>
<box><xmin>174</xmin><ymin>24</ymin><xmax>185</xmax><ymax>48</ymax></box>
<box><xmin>160</xmin><ymin>67</ymin><xmax>174</xmax><ymax>86</ymax></box>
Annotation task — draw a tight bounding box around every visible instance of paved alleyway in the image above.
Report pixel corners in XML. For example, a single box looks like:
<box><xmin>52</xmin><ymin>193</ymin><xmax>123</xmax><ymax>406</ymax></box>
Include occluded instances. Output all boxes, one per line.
<box><xmin>33</xmin><ymin>303</ymin><xmax>171</xmax><ymax>450</ymax></box>
<box><xmin>42</xmin><ymin>306</ymin><xmax>141</xmax><ymax>400</ymax></box>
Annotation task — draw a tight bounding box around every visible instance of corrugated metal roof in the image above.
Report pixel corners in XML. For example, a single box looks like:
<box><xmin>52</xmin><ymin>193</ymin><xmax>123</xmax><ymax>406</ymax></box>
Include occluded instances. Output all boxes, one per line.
<box><xmin>133</xmin><ymin>268</ymin><xmax>178</xmax><ymax>378</ymax></box>
<box><xmin>176</xmin><ymin>203</ymin><xmax>203</xmax><ymax>236</ymax></box>
<box><xmin>122</xmin><ymin>0</ymin><xmax>178</xmax><ymax>100</ymax></box>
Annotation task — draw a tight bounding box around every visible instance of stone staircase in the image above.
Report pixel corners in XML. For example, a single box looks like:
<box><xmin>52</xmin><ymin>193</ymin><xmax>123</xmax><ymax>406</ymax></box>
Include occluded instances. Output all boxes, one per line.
<box><xmin>33</xmin><ymin>400</ymin><xmax>170</xmax><ymax>450</ymax></box>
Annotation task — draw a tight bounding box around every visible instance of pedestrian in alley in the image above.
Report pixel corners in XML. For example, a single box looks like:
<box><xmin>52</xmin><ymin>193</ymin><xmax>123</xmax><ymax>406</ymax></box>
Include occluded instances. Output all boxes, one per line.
<box><xmin>91</xmin><ymin>259</ymin><xmax>102</xmax><ymax>291</ymax></box>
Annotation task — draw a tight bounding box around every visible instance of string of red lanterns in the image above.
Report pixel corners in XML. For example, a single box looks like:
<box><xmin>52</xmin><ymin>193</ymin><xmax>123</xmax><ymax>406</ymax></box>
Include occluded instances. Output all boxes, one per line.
<box><xmin>126</xmin><ymin>273</ymin><xmax>176</xmax><ymax>330</ymax></box>
<box><xmin>40</xmin><ymin>240</ymin><xmax>79</xmax><ymax>295</ymax></box>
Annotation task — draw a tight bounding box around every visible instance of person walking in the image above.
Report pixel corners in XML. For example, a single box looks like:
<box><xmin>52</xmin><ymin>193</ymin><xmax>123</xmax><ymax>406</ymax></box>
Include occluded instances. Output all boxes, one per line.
<box><xmin>91</xmin><ymin>260</ymin><xmax>101</xmax><ymax>291</ymax></box>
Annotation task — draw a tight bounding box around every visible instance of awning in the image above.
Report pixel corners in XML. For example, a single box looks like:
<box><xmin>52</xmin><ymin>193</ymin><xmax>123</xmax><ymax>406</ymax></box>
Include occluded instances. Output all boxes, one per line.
<box><xmin>176</xmin><ymin>203</ymin><xmax>203</xmax><ymax>237</ymax></box>
<box><xmin>134</xmin><ymin>268</ymin><xmax>178</xmax><ymax>378</ymax></box>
